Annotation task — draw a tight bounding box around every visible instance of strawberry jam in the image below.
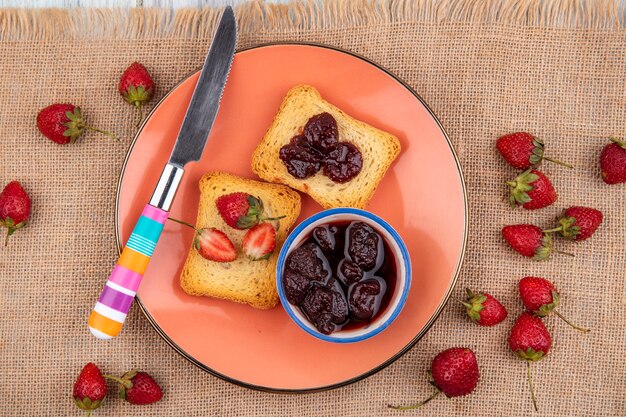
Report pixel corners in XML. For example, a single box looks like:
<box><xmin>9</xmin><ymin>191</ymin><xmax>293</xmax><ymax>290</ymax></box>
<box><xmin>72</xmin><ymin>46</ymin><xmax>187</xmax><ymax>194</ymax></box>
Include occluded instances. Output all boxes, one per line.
<box><xmin>282</xmin><ymin>221</ymin><xmax>396</xmax><ymax>335</ymax></box>
<box><xmin>323</xmin><ymin>142</ymin><xmax>363</xmax><ymax>183</ymax></box>
<box><xmin>303</xmin><ymin>112</ymin><xmax>338</xmax><ymax>154</ymax></box>
<box><xmin>279</xmin><ymin>113</ymin><xmax>362</xmax><ymax>183</ymax></box>
<box><xmin>278</xmin><ymin>135</ymin><xmax>323</xmax><ymax>179</ymax></box>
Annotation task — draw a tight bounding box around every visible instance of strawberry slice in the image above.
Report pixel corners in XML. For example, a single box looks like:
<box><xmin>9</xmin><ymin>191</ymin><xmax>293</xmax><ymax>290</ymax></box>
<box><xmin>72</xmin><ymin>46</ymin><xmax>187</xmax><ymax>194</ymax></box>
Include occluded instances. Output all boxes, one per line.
<box><xmin>242</xmin><ymin>223</ymin><xmax>276</xmax><ymax>260</ymax></box>
<box><xmin>195</xmin><ymin>227</ymin><xmax>237</xmax><ymax>262</ymax></box>
<box><xmin>169</xmin><ymin>218</ymin><xmax>237</xmax><ymax>262</ymax></box>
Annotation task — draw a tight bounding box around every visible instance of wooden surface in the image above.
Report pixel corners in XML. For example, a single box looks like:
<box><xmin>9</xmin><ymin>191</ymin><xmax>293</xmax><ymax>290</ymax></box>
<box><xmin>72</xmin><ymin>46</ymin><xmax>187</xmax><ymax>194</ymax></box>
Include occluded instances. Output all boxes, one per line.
<box><xmin>0</xmin><ymin>0</ymin><xmax>262</xmax><ymax>7</ymax></box>
<box><xmin>2</xmin><ymin>0</ymin><xmax>623</xmax><ymax>11</ymax></box>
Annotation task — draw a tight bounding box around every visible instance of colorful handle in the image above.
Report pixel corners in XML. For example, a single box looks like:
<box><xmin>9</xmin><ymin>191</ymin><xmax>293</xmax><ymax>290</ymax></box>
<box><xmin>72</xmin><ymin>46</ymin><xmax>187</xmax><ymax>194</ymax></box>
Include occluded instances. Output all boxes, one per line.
<box><xmin>88</xmin><ymin>205</ymin><xmax>168</xmax><ymax>339</ymax></box>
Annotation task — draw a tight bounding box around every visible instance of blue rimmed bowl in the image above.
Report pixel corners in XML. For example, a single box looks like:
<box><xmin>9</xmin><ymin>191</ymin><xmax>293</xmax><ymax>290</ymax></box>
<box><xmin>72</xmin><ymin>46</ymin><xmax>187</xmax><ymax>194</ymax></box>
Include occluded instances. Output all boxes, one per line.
<box><xmin>276</xmin><ymin>208</ymin><xmax>412</xmax><ymax>343</ymax></box>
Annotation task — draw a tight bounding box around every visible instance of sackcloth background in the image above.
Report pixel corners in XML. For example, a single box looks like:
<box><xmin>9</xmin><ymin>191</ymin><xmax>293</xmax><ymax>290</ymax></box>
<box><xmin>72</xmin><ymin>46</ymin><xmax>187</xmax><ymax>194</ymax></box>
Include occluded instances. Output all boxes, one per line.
<box><xmin>0</xmin><ymin>1</ymin><xmax>624</xmax><ymax>415</ymax></box>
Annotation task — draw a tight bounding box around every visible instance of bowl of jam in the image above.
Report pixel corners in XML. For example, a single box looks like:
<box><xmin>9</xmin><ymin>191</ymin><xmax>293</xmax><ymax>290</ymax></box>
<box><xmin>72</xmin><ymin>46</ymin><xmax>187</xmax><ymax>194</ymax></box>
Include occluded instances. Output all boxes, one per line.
<box><xmin>276</xmin><ymin>208</ymin><xmax>411</xmax><ymax>343</ymax></box>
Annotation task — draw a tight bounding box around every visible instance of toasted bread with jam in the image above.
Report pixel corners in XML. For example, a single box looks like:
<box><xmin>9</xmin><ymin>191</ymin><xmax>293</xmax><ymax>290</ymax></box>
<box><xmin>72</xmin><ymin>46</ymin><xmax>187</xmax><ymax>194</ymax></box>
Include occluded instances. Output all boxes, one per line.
<box><xmin>252</xmin><ymin>85</ymin><xmax>401</xmax><ymax>208</ymax></box>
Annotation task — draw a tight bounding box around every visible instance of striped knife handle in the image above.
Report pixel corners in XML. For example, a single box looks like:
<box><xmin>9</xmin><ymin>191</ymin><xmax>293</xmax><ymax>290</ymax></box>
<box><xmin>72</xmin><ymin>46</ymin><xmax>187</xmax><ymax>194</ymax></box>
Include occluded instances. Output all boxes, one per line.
<box><xmin>88</xmin><ymin>204</ymin><xmax>168</xmax><ymax>339</ymax></box>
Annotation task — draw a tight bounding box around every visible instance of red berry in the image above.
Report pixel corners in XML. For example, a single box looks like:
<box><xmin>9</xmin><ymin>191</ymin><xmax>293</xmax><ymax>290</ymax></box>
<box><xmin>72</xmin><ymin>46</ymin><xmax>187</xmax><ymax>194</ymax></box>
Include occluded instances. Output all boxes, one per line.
<box><xmin>431</xmin><ymin>347</ymin><xmax>479</xmax><ymax>397</ymax></box>
<box><xmin>509</xmin><ymin>313</ymin><xmax>551</xmax><ymax>361</ymax></box>
<box><xmin>600</xmin><ymin>137</ymin><xmax>626</xmax><ymax>184</ymax></box>
<box><xmin>242</xmin><ymin>222</ymin><xmax>276</xmax><ymax>260</ymax></box>
<box><xmin>502</xmin><ymin>224</ymin><xmax>552</xmax><ymax>260</ymax></box>
<box><xmin>124</xmin><ymin>372</ymin><xmax>163</xmax><ymax>405</ymax></box>
<box><xmin>119</xmin><ymin>62</ymin><xmax>155</xmax><ymax>100</ymax></box>
<box><xmin>119</xmin><ymin>62</ymin><xmax>155</xmax><ymax>125</ymax></box>
<box><xmin>0</xmin><ymin>181</ymin><xmax>31</xmax><ymax>246</ymax></box>
<box><xmin>519</xmin><ymin>277</ymin><xmax>556</xmax><ymax>314</ymax></box>
<box><xmin>73</xmin><ymin>363</ymin><xmax>107</xmax><ymax>414</ymax></box>
<box><xmin>497</xmin><ymin>132</ymin><xmax>571</xmax><ymax>170</ymax></box>
<box><xmin>507</xmin><ymin>169</ymin><xmax>557</xmax><ymax>210</ymax></box>
<box><xmin>389</xmin><ymin>348</ymin><xmax>479</xmax><ymax>410</ymax></box>
<box><xmin>552</xmin><ymin>206</ymin><xmax>603</xmax><ymax>241</ymax></box>
<box><xmin>509</xmin><ymin>313</ymin><xmax>552</xmax><ymax>412</ymax></box>
<box><xmin>195</xmin><ymin>227</ymin><xmax>237</xmax><ymax>262</ymax></box>
<box><xmin>37</xmin><ymin>104</ymin><xmax>117</xmax><ymax>144</ymax></box>
<box><xmin>106</xmin><ymin>370</ymin><xmax>163</xmax><ymax>405</ymax></box>
<box><xmin>462</xmin><ymin>288</ymin><xmax>507</xmax><ymax>326</ymax></box>
<box><xmin>519</xmin><ymin>276</ymin><xmax>589</xmax><ymax>332</ymax></box>
<box><xmin>37</xmin><ymin>103</ymin><xmax>75</xmax><ymax>144</ymax></box>
<box><xmin>216</xmin><ymin>192</ymin><xmax>284</xmax><ymax>230</ymax></box>
<box><xmin>216</xmin><ymin>193</ymin><xmax>260</xmax><ymax>229</ymax></box>
<box><xmin>168</xmin><ymin>218</ymin><xmax>237</xmax><ymax>262</ymax></box>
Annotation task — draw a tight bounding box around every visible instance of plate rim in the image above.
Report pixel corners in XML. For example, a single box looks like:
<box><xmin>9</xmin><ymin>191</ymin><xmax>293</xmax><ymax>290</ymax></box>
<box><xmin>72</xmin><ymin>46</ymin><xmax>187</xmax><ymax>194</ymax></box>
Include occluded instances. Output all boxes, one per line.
<box><xmin>115</xmin><ymin>41</ymin><xmax>468</xmax><ymax>393</ymax></box>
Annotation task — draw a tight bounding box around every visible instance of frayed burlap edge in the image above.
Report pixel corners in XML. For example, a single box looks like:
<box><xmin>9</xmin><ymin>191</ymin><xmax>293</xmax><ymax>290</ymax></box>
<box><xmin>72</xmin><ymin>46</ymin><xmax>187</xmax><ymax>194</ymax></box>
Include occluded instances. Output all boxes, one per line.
<box><xmin>0</xmin><ymin>0</ymin><xmax>624</xmax><ymax>41</ymax></box>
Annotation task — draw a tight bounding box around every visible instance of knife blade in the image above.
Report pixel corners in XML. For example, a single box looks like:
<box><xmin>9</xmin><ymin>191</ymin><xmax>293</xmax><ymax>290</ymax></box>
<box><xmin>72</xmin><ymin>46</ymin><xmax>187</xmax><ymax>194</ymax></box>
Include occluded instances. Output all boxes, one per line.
<box><xmin>169</xmin><ymin>5</ymin><xmax>237</xmax><ymax>167</ymax></box>
<box><xmin>88</xmin><ymin>6</ymin><xmax>237</xmax><ymax>340</ymax></box>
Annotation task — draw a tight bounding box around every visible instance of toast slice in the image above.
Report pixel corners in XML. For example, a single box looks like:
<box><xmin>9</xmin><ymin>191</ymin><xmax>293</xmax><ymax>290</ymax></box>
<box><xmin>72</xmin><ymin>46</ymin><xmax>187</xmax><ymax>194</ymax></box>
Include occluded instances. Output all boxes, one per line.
<box><xmin>252</xmin><ymin>85</ymin><xmax>401</xmax><ymax>208</ymax></box>
<box><xmin>179</xmin><ymin>171</ymin><xmax>301</xmax><ymax>309</ymax></box>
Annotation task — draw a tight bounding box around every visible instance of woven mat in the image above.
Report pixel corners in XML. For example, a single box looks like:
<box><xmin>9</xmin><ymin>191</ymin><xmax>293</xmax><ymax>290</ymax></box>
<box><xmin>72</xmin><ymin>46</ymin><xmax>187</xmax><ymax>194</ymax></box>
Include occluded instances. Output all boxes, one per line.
<box><xmin>0</xmin><ymin>1</ymin><xmax>624</xmax><ymax>416</ymax></box>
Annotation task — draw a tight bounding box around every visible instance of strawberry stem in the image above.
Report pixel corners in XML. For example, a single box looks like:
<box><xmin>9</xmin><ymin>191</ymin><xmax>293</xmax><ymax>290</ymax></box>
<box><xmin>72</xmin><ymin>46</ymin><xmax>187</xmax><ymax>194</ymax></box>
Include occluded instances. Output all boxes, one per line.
<box><xmin>260</xmin><ymin>215</ymin><xmax>286</xmax><ymax>222</ymax></box>
<box><xmin>609</xmin><ymin>137</ymin><xmax>626</xmax><ymax>148</ymax></box>
<box><xmin>4</xmin><ymin>230</ymin><xmax>9</xmax><ymax>246</ymax></box>
<box><xmin>542</xmin><ymin>227</ymin><xmax>562</xmax><ymax>234</ymax></box>
<box><xmin>135</xmin><ymin>102</ymin><xmax>143</xmax><ymax>128</ymax></box>
<box><xmin>388</xmin><ymin>390</ymin><xmax>441</xmax><ymax>410</ymax></box>
<box><xmin>554</xmin><ymin>310</ymin><xmax>590</xmax><ymax>333</ymax></box>
<box><xmin>543</xmin><ymin>156</ymin><xmax>573</xmax><ymax>169</ymax></box>
<box><xmin>103</xmin><ymin>374</ymin><xmax>133</xmax><ymax>389</ymax></box>
<box><xmin>526</xmin><ymin>361</ymin><xmax>538</xmax><ymax>412</ymax></box>
<box><xmin>168</xmin><ymin>217</ymin><xmax>199</xmax><ymax>232</ymax></box>
<box><xmin>554</xmin><ymin>249</ymin><xmax>575</xmax><ymax>257</ymax></box>
<box><xmin>83</xmin><ymin>124</ymin><xmax>119</xmax><ymax>141</ymax></box>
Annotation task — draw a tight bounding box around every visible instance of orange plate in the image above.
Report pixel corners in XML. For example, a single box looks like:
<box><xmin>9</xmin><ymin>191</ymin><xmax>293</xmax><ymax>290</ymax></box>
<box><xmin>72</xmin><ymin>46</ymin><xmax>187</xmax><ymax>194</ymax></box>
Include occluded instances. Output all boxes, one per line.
<box><xmin>116</xmin><ymin>44</ymin><xmax>467</xmax><ymax>392</ymax></box>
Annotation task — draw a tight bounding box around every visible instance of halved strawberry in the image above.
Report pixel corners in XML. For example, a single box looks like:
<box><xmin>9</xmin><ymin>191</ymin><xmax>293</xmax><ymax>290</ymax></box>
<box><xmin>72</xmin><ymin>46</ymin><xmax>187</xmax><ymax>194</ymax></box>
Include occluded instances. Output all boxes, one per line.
<box><xmin>195</xmin><ymin>228</ymin><xmax>237</xmax><ymax>262</ymax></box>
<box><xmin>168</xmin><ymin>218</ymin><xmax>237</xmax><ymax>263</ymax></box>
<box><xmin>242</xmin><ymin>223</ymin><xmax>276</xmax><ymax>260</ymax></box>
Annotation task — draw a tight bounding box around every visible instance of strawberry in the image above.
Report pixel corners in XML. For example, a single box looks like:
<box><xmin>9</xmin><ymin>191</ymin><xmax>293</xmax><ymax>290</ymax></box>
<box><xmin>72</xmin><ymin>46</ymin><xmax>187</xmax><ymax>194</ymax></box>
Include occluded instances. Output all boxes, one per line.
<box><xmin>169</xmin><ymin>218</ymin><xmax>237</xmax><ymax>262</ymax></box>
<box><xmin>507</xmin><ymin>169</ymin><xmax>557</xmax><ymax>210</ymax></box>
<box><xmin>216</xmin><ymin>192</ymin><xmax>284</xmax><ymax>230</ymax></box>
<box><xmin>194</xmin><ymin>227</ymin><xmax>237</xmax><ymax>262</ymax></box>
<box><xmin>509</xmin><ymin>313</ymin><xmax>552</xmax><ymax>412</ymax></box>
<box><xmin>0</xmin><ymin>181</ymin><xmax>31</xmax><ymax>246</ymax></box>
<box><xmin>502</xmin><ymin>224</ymin><xmax>552</xmax><ymax>260</ymax></box>
<box><xmin>242</xmin><ymin>222</ymin><xmax>276</xmax><ymax>260</ymax></box>
<box><xmin>497</xmin><ymin>132</ymin><xmax>572</xmax><ymax>170</ymax></box>
<box><xmin>509</xmin><ymin>313</ymin><xmax>552</xmax><ymax>361</ymax></box>
<box><xmin>105</xmin><ymin>370</ymin><xmax>163</xmax><ymax>405</ymax></box>
<box><xmin>544</xmin><ymin>206</ymin><xmax>603</xmax><ymax>241</ymax></box>
<box><xmin>389</xmin><ymin>348</ymin><xmax>479</xmax><ymax>410</ymax></box>
<box><xmin>462</xmin><ymin>288</ymin><xmax>507</xmax><ymax>326</ymax></box>
<box><xmin>73</xmin><ymin>363</ymin><xmax>108</xmax><ymax>416</ymax></box>
<box><xmin>119</xmin><ymin>62</ymin><xmax>155</xmax><ymax>126</ymax></box>
<box><xmin>600</xmin><ymin>137</ymin><xmax>626</xmax><ymax>184</ymax></box>
<box><xmin>37</xmin><ymin>104</ymin><xmax>117</xmax><ymax>144</ymax></box>
<box><xmin>519</xmin><ymin>276</ymin><xmax>589</xmax><ymax>332</ymax></box>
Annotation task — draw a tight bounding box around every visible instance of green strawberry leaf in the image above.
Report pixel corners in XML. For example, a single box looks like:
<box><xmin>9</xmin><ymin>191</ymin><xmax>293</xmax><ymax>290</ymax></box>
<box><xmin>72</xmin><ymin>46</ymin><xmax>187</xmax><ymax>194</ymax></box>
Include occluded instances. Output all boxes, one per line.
<box><xmin>516</xmin><ymin>347</ymin><xmax>546</xmax><ymax>362</ymax></box>
<box><xmin>558</xmin><ymin>215</ymin><xmax>581</xmax><ymax>239</ymax></box>
<box><xmin>507</xmin><ymin>169</ymin><xmax>539</xmax><ymax>206</ymax></box>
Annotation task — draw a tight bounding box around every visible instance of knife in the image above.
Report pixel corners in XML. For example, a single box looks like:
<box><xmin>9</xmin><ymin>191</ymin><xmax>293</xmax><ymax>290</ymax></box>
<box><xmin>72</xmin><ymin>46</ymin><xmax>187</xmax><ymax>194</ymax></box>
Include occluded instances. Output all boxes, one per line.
<box><xmin>88</xmin><ymin>6</ymin><xmax>237</xmax><ymax>340</ymax></box>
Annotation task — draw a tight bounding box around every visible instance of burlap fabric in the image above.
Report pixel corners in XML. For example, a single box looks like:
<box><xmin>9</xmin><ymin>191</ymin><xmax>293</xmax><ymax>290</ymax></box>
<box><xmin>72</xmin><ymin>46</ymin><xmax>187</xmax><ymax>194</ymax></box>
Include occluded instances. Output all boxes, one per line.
<box><xmin>0</xmin><ymin>1</ymin><xmax>624</xmax><ymax>416</ymax></box>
